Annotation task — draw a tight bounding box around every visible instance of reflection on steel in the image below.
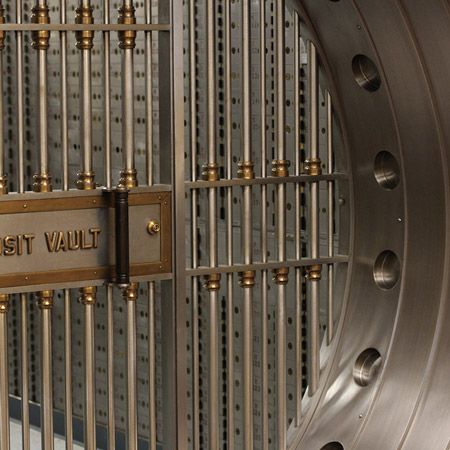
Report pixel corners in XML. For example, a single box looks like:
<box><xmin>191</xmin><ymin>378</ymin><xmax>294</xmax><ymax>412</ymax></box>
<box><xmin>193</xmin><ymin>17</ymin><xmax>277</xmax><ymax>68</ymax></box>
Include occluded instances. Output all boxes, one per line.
<box><xmin>20</xmin><ymin>293</ymin><xmax>30</xmax><ymax>450</ymax></box>
<box><xmin>79</xmin><ymin>286</ymin><xmax>97</xmax><ymax>449</ymax></box>
<box><xmin>275</xmin><ymin>2</ymin><xmax>288</xmax><ymax>449</ymax></box>
<box><xmin>122</xmin><ymin>283</ymin><xmax>139</xmax><ymax>450</ymax></box>
<box><xmin>37</xmin><ymin>290</ymin><xmax>54</xmax><ymax>450</ymax></box>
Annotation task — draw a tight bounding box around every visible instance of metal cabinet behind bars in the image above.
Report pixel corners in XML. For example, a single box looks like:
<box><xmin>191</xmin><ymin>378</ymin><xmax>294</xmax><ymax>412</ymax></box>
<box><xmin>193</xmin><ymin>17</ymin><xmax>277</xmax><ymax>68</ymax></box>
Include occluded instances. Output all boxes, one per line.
<box><xmin>0</xmin><ymin>0</ymin><xmax>349</xmax><ymax>449</ymax></box>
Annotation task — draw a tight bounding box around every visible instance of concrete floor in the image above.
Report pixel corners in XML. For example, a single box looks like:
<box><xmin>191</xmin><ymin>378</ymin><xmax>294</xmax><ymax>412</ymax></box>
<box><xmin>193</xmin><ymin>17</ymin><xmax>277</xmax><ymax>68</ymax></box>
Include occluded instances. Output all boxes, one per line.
<box><xmin>10</xmin><ymin>420</ymin><xmax>84</xmax><ymax>450</ymax></box>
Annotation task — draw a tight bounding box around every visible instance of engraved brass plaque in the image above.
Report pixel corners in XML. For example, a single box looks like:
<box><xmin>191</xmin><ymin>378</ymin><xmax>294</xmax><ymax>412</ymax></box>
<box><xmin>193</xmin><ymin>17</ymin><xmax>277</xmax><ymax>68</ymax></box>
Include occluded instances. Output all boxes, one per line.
<box><xmin>0</xmin><ymin>190</ymin><xmax>171</xmax><ymax>292</ymax></box>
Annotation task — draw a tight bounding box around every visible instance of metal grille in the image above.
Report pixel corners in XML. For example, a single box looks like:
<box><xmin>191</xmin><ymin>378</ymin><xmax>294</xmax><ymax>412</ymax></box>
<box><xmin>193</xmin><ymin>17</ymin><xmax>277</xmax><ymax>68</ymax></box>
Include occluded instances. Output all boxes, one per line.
<box><xmin>0</xmin><ymin>1</ymin><xmax>349</xmax><ymax>449</ymax></box>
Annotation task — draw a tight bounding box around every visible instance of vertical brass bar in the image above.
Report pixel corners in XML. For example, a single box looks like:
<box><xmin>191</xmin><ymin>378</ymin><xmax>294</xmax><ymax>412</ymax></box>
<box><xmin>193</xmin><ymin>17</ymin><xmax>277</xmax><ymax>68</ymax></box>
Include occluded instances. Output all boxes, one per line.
<box><xmin>76</xmin><ymin>1</ymin><xmax>95</xmax><ymax>190</ymax></box>
<box><xmin>327</xmin><ymin>91</ymin><xmax>334</xmax><ymax>344</ymax></box>
<box><xmin>61</xmin><ymin>4</ymin><xmax>72</xmax><ymax>445</ymax></box>
<box><xmin>16</xmin><ymin>0</ymin><xmax>25</xmax><ymax>193</ymax></box>
<box><xmin>148</xmin><ymin>282</ymin><xmax>156</xmax><ymax>450</ymax></box>
<box><xmin>274</xmin><ymin>1</ymin><xmax>288</xmax><ymax>448</ymax></box>
<box><xmin>145</xmin><ymin>0</ymin><xmax>153</xmax><ymax>186</ymax></box>
<box><xmin>224</xmin><ymin>0</ymin><xmax>234</xmax><ymax>447</ymax></box>
<box><xmin>60</xmin><ymin>0</ymin><xmax>69</xmax><ymax>191</ymax></box>
<box><xmin>294</xmin><ymin>11</ymin><xmax>302</xmax><ymax>426</ymax></box>
<box><xmin>204</xmin><ymin>0</ymin><xmax>219</xmax><ymax>448</ymax></box>
<box><xmin>118</xmin><ymin>1</ymin><xmax>137</xmax><ymax>188</ymax></box>
<box><xmin>37</xmin><ymin>290</ymin><xmax>54</xmax><ymax>450</ymax></box>
<box><xmin>0</xmin><ymin>4</ymin><xmax>7</xmax><ymax>195</ymax></box>
<box><xmin>306</xmin><ymin>40</ymin><xmax>321</xmax><ymax>396</ymax></box>
<box><xmin>146</xmin><ymin>4</ymin><xmax>156</xmax><ymax>442</ymax></box>
<box><xmin>240</xmin><ymin>0</ymin><xmax>254</xmax><ymax>448</ymax></box>
<box><xmin>0</xmin><ymin>295</ymin><xmax>10</xmax><ymax>450</ymax></box>
<box><xmin>64</xmin><ymin>290</ymin><xmax>73</xmax><ymax>450</ymax></box>
<box><xmin>259</xmin><ymin>0</ymin><xmax>268</xmax><ymax>447</ymax></box>
<box><xmin>122</xmin><ymin>283</ymin><xmax>138</xmax><ymax>450</ymax></box>
<box><xmin>189</xmin><ymin>0</ymin><xmax>200</xmax><ymax>447</ymax></box>
<box><xmin>79</xmin><ymin>287</ymin><xmax>97</xmax><ymax>449</ymax></box>
<box><xmin>20</xmin><ymin>293</ymin><xmax>30</xmax><ymax>450</ymax></box>
<box><xmin>106</xmin><ymin>285</ymin><xmax>115</xmax><ymax>449</ymax></box>
<box><xmin>31</xmin><ymin>0</ymin><xmax>52</xmax><ymax>193</ymax></box>
<box><xmin>104</xmin><ymin>0</ymin><xmax>112</xmax><ymax>189</ymax></box>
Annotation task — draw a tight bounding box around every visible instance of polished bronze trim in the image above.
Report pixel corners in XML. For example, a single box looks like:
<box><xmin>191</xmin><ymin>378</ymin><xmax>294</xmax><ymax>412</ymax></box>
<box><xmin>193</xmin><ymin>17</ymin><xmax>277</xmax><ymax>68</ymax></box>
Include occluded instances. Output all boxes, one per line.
<box><xmin>203</xmin><ymin>273</ymin><xmax>221</xmax><ymax>291</ymax></box>
<box><xmin>31</xmin><ymin>4</ymin><xmax>50</xmax><ymax>51</ymax></box>
<box><xmin>0</xmin><ymin>294</ymin><xmax>9</xmax><ymax>313</ymax></box>
<box><xmin>303</xmin><ymin>158</ymin><xmax>322</xmax><ymax>176</ymax></box>
<box><xmin>237</xmin><ymin>161</ymin><xmax>255</xmax><ymax>180</ymax></box>
<box><xmin>272</xmin><ymin>267</ymin><xmax>290</xmax><ymax>285</ymax></box>
<box><xmin>75</xmin><ymin>5</ymin><xmax>94</xmax><ymax>50</ymax></box>
<box><xmin>0</xmin><ymin>175</ymin><xmax>8</xmax><ymax>195</ymax></box>
<box><xmin>306</xmin><ymin>264</ymin><xmax>322</xmax><ymax>282</ymax></box>
<box><xmin>78</xmin><ymin>286</ymin><xmax>97</xmax><ymax>305</ymax></box>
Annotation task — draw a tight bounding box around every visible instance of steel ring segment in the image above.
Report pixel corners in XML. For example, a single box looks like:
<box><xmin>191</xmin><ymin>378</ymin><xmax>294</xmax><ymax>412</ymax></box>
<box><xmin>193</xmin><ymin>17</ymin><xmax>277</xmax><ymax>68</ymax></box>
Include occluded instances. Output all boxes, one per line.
<box><xmin>292</xmin><ymin>1</ymin><xmax>449</xmax><ymax>449</ymax></box>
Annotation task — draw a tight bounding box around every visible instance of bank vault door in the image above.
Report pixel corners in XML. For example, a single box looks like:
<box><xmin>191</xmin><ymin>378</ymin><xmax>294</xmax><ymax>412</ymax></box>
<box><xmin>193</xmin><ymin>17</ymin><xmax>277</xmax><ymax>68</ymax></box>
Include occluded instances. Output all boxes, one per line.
<box><xmin>0</xmin><ymin>0</ymin><xmax>349</xmax><ymax>449</ymax></box>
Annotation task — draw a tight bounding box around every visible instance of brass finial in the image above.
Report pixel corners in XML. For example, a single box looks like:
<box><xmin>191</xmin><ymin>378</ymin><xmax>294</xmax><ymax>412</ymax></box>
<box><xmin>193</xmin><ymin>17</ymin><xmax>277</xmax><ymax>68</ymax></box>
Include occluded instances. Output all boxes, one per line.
<box><xmin>33</xmin><ymin>173</ymin><xmax>52</xmax><ymax>193</ymax></box>
<box><xmin>0</xmin><ymin>175</ymin><xmax>8</xmax><ymax>195</ymax></box>
<box><xmin>201</xmin><ymin>163</ymin><xmax>220</xmax><ymax>182</ymax></box>
<box><xmin>76</xmin><ymin>171</ymin><xmax>96</xmax><ymax>190</ymax></box>
<box><xmin>304</xmin><ymin>158</ymin><xmax>322</xmax><ymax>176</ymax></box>
<box><xmin>272</xmin><ymin>267</ymin><xmax>290</xmax><ymax>285</ymax></box>
<box><xmin>31</xmin><ymin>4</ymin><xmax>50</xmax><ymax>51</ymax></box>
<box><xmin>118</xmin><ymin>5</ymin><xmax>136</xmax><ymax>50</ymax></box>
<box><xmin>78</xmin><ymin>286</ymin><xmax>97</xmax><ymax>305</ymax></box>
<box><xmin>75</xmin><ymin>5</ymin><xmax>95</xmax><ymax>50</ymax></box>
<box><xmin>122</xmin><ymin>282</ymin><xmax>139</xmax><ymax>301</ymax></box>
<box><xmin>306</xmin><ymin>264</ymin><xmax>322</xmax><ymax>282</ymax></box>
<box><xmin>119</xmin><ymin>169</ymin><xmax>138</xmax><ymax>188</ymax></box>
<box><xmin>237</xmin><ymin>161</ymin><xmax>255</xmax><ymax>180</ymax></box>
<box><xmin>36</xmin><ymin>290</ymin><xmax>54</xmax><ymax>310</ymax></box>
<box><xmin>203</xmin><ymin>273</ymin><xmax>221</xmax><ymax>292</ymax></box>
<box><xmin>0</xmin><ymin>294</ymin><xmax>10</xmax><ymax>313</ymax></box>
<box><xmin>272</xmin><ymin>160</ymin><xmax>291</xmax><ymax>178</ymax></box>
<box><xmin>238</xmin><ymin>270</ymin><xmax>256</xmax><ymax>289</ymax></box>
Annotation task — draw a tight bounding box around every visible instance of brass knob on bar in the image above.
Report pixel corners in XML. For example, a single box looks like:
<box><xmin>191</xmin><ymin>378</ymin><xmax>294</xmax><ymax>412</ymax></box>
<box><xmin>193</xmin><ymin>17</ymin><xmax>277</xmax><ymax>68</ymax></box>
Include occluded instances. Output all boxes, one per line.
<box><xmin>272</xmin><ymin>159</ymin><xmax>291</xmax><ymax>178</ymax></box>
<box><xmin>33</xmin><ymin>173</ymin><xmax>52</xmax><ymax>193</ymax></box>
<box><xmin>78</xmin><ymin>286</ymin><xmax>97</xmax><ymax>305</ymax></box>
<box><xmin>201</xmin><ymin>163</ymin><xmax>220</xmax><ymax>182</ymax></box>
<box><xmin>237</xmin><ymin>161</ymin><xmax>255</xmax><ymax>180</ymax></box>
<box><xmin>238</xmin><ymin>270</ymin><xmax>256</xmax><ymax>288</ymax></box>
<box><xmin>31</xmin><ymin>4</ymin><xmax>50</xmax><ymax>51</ymax></box>
<box><xmin>122</xmin><ymin>282</ymin><xmax>139</xmax><ymax>302</ymax></box>
<box><xmin>203</xmin><ymin>273</ymin><xmax>221</xmax><ymax>292</ymax></box>
<box><xmin>147</xmin><ymin>221</ymin><xmax>160</xmax><ymax>236</ymax></box>
<box><xmin>36</xmin><ymin>290</ymin><xmax>54</xmax><ymax>310</ymax></box>
<box><xmin>272</xmin><ymin>267</ymin><xmax>289</xmax><ymax>285</ymax></box>
<box><xmin>0</xmin><ymin>175</ymin><xmax>8</xmax><ymax>195</ymax></box>
<box><xmin>75</xmin><ymin>5</ymin><xmax>94</xmax><ymax>50</ymax></box>
<box><xmin>118</xmin><ymin>4</ymin><xmax>137</xmax><ymax>50</ymax></box>
<box><xmin>304</xmin><ymin>158</ymin><xmax>322</xmax><ymax>176</ymax></box>
<box><xmin>0</xmin><ymin>294</ymin><xmax>9</xmax><ymax>313</ymax></box>
<box><xmin>306</xmin><ymin>264</ymin><xmax>323</xmax><ymax>282</ymax></box>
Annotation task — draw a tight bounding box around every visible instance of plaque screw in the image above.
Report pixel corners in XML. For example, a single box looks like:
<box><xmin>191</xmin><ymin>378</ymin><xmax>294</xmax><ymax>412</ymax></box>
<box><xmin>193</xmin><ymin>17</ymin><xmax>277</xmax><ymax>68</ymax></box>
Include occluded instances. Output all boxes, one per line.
<box><xmin>23</xmin><ymin>204</ymin><xmax>27</xmax><ymax>208</ymax></box>
<box><xmin>147</xmin><ymin>220</ymin><xmax>161</xmax><ymax>235</ymax></box>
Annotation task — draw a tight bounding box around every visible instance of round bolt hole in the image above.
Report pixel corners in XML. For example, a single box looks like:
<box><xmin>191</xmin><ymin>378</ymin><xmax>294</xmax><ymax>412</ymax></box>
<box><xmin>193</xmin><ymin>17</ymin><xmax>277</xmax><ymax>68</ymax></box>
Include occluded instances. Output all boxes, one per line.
<box><xmin>373</xmin><ymin>250</ymin><xmax>401</xmax><ymax>290</ymax></box>
<box><xmin>374</xmin><ymin>151</ymin><xmax>400</xmax><ymax>190</ymax></box>
<box><xmin>320</xmin><ymin>443</ymin><xmax>344</xmax><ymax>450</ymax></box>
<box><xmin>352</xmin><ymin>54</ymin><xmax>381</xmax><ymax>92</ymax></box>
<box><xmin>353</xmin><ymin>348</ymin><xmax>382</xmax><ymax>387</ymax></box>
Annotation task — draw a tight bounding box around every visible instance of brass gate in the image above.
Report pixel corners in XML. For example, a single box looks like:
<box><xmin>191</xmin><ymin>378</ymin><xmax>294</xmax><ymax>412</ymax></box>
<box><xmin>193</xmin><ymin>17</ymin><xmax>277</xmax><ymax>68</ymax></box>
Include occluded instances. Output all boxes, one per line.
<box><xmin>0</xmin><ymin>0</ymin><xmax>349</xmax><ymax>449</ymax></box>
